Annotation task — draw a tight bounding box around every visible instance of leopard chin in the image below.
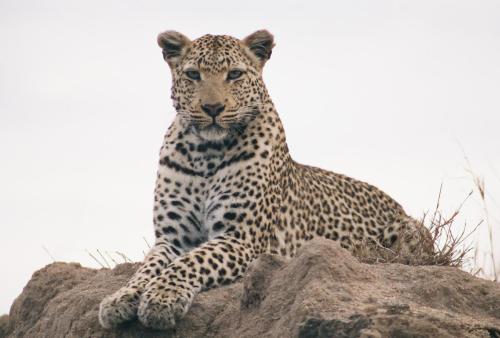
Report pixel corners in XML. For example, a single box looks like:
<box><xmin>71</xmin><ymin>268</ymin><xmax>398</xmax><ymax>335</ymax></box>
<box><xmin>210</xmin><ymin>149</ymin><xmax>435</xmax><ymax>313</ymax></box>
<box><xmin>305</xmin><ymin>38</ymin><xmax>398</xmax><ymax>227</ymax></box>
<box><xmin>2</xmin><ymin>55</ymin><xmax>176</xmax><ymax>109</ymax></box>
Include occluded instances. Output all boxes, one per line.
<box><xmin>195</xmin><ymin>124</ymin><xmax>230</xmax><ymax>141</ymax></box>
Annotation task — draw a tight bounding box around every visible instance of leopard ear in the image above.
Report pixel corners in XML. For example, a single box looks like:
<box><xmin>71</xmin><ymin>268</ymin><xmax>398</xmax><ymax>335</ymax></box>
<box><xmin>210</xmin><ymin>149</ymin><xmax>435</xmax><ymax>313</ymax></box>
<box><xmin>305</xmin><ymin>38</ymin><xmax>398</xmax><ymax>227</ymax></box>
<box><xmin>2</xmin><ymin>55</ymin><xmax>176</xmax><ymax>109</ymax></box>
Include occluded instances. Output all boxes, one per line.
<box><xmin>157</xmin><ymin>30</ymin><xmax>191</xmax><ymax>67</ymax></box>
<box><xmin>242</xmin><ymin>30</ymin><xmax>275</xmax><ymax>68</ymax></box>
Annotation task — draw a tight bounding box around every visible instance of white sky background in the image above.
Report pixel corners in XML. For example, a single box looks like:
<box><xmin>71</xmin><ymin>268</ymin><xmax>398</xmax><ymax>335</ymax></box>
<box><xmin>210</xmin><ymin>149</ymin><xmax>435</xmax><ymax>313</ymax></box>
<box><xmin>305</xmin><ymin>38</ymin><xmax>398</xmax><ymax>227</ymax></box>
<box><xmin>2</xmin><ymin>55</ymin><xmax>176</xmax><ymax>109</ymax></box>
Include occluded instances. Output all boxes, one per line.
<box><xmin>1</xmin><ymin>0</ymin><xmax>499</xmax><ymax>314</ymax></box>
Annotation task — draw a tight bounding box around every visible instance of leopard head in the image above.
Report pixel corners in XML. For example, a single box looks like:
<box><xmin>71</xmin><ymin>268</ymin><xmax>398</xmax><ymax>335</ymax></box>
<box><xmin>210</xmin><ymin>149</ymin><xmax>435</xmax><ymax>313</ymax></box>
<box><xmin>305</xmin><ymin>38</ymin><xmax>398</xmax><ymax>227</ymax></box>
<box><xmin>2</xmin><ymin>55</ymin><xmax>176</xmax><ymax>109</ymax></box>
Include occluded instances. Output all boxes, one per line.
<box><xmin>157</xmin><ymin>30</ymin><xmax>274</xmax><ymax>141</ymax></box>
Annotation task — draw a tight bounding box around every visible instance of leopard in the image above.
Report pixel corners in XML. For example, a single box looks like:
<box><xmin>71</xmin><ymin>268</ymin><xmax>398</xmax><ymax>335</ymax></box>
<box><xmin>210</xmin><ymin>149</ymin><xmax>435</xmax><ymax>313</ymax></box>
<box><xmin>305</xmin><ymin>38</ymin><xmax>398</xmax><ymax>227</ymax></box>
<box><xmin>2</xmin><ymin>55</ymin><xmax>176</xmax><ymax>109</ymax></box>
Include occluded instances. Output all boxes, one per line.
<box><xmin>98</xmin><ymin>29</ymin><xmax>434</xmax><ymax>330</ymax></box>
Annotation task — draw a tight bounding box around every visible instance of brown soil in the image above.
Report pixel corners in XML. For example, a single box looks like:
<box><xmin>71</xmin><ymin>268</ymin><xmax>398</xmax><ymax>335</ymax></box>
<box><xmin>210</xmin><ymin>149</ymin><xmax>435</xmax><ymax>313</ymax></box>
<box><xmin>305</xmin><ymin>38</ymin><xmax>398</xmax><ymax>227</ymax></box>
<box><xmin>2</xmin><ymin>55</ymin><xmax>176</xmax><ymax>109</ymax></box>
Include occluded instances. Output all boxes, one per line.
<box><xmin>2</xmin><ymin>239</ymin><xmax>499</xmax><ymax>338</ymax></box>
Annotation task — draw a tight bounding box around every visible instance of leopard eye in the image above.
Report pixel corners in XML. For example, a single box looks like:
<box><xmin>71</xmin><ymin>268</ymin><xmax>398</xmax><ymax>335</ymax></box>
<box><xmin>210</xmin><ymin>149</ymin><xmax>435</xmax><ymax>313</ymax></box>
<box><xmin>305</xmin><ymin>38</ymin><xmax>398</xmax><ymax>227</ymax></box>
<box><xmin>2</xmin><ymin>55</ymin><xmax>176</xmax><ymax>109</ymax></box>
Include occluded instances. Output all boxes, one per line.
<box><xmin>185</xmin><ymin>70</ymin><xmax>201</xmax><ymax>81</ymax></box>
<box><xmin>227</xmin><ymin>69</ymin><xmax>243</xmax><ymax>80</ymax></box>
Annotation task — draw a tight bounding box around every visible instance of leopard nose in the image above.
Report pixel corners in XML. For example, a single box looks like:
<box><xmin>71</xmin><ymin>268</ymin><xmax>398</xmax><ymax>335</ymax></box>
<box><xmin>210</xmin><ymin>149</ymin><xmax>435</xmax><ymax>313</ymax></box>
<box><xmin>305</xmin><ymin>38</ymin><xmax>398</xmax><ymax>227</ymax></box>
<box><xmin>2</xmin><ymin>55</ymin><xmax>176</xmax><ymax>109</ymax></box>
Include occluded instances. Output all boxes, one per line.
<box><xmin>201</xmin><ymin>103</ymin><xmax>225</xmax><ymax>117</ymax></box>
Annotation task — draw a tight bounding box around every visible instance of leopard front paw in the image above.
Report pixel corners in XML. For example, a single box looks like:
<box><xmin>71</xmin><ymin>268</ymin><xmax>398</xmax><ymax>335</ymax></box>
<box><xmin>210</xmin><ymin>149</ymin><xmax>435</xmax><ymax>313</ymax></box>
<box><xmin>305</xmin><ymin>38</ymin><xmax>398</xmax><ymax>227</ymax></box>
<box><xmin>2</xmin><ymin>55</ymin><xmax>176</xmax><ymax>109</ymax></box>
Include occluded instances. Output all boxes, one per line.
<box><xmin>137</xmin><ymin>285</ymin><xmax>193</xmax><ymax>330</ymax></box>
<box><xmin>99</xmin><ymin>287</ymin><xmax>140</xmax><ymax>328</ymax></box>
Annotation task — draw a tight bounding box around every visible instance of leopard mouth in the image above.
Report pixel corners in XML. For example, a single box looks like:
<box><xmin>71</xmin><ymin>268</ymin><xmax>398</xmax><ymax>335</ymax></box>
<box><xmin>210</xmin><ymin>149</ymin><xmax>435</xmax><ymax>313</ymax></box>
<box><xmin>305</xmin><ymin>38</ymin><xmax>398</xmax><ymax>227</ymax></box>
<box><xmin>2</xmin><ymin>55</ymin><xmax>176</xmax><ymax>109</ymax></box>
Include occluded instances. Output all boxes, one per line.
<box><xmin>203</xmin><ymin>123</ymin><xmax>226</xmax><ymax>132</ymax></box>
<box><xmin>187</xmin><ymin>110</ymin><xmax>255</xmax><ymax>140</ymax></box>
<box><xmin>188</xmin><ymin>119</ymin><xmax>226</xmax><ymax>132</ymax></box>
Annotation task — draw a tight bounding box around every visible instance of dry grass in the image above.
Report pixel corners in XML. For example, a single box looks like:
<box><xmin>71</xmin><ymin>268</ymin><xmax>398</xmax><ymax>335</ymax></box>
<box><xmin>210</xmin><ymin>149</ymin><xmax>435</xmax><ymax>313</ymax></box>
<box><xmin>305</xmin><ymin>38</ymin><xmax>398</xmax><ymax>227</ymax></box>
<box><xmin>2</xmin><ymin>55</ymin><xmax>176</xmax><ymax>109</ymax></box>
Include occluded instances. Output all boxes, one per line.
<box><xmin>465</xmin><ymin>159</ymin><xmax>499</xmax><ymax>282</ymax></box>
<box><xmin>86</xmin><ymin>249</ymin><xmax>133</xmax><ymax>268</ymax></box>
<box><xmin>423</xmin><ymin>185</ymin><xmax>480</xmax><ymax>267</ymax></box>
<box><xmin>85</xmin><ymin>237</ymin><xmax>152</xmax><ymax>269</ymax></box>
<box><xmin>354</xmin><ymin>184</ymin><xmax>481</xmax><ymax>268</ymax></box>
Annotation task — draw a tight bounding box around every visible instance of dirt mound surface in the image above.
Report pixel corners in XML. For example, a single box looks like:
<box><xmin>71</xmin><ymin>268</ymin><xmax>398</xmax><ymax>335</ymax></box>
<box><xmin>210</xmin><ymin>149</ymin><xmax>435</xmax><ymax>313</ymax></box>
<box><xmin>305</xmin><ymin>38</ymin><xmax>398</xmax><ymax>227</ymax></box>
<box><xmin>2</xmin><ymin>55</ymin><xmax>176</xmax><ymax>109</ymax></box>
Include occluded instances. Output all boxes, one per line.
<box><xmin>2</xmin><ymin>239</ymin><xmax>500</xmax><ymax>338</ymax></box>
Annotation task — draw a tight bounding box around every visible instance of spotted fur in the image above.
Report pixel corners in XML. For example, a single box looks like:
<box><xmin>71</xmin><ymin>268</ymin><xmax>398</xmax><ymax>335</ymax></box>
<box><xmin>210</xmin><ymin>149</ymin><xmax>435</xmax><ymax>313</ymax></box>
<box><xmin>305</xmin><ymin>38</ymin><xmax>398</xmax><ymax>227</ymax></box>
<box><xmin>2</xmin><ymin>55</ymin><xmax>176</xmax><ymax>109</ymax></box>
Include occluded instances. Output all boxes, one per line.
<box><xmin>99</xmin><ymin>30</ymin><xmax>433</xmax><ymax>330</ymax></box>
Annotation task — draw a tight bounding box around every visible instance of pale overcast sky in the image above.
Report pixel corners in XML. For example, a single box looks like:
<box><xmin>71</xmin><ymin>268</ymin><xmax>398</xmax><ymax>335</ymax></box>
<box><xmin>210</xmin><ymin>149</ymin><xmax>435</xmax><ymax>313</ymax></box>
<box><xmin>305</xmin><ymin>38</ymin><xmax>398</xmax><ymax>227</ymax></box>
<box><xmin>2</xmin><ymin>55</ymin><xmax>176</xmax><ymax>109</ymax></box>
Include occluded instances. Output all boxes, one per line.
<box><xmin>1</xmin><ymin>0</ymin><xmax>499</xmax><ymax>314</ymax></box>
